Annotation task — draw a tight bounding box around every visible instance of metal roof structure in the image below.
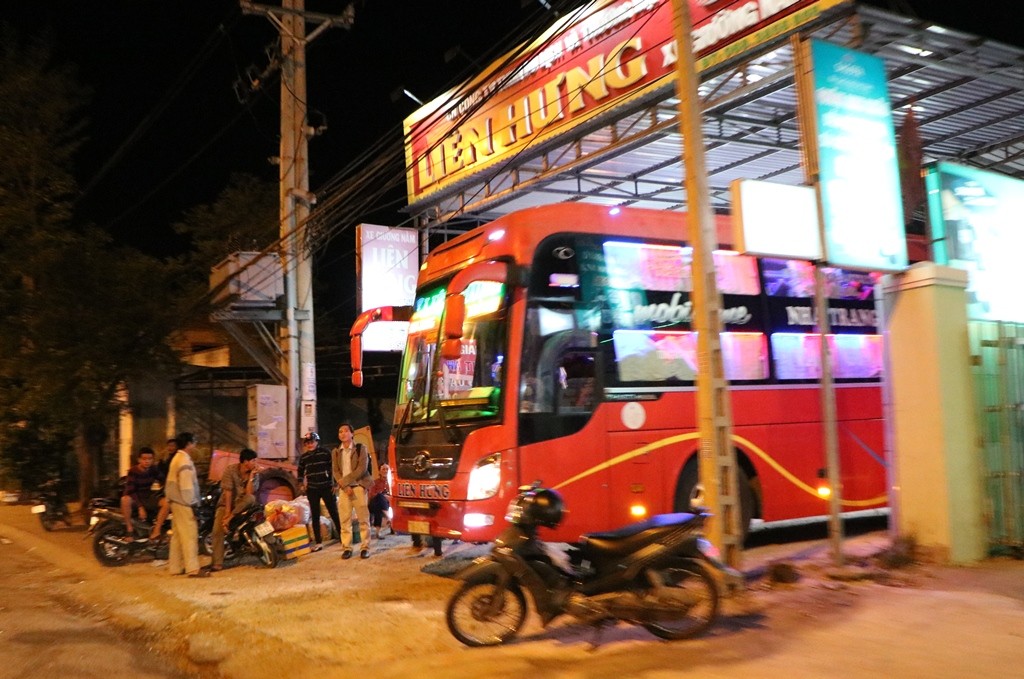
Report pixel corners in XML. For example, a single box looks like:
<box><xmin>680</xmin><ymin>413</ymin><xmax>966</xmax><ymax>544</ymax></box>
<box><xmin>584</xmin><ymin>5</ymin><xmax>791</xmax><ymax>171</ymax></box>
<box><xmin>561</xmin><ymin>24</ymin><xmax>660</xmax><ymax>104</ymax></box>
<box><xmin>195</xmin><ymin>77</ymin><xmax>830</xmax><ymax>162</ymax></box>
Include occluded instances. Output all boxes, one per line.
<box><xmin>406</xmin><ymin>3</ymin><xmax>1024</xmax><ymax>235</ymax></box>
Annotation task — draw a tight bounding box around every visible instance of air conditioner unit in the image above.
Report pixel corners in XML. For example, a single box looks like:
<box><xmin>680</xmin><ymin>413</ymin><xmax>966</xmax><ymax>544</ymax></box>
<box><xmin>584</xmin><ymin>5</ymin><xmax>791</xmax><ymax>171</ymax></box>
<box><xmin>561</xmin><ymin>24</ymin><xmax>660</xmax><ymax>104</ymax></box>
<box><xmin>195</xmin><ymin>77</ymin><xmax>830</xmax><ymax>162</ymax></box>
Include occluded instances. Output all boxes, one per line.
<box><xmin>210</xmin><ymin>251</ymin><xmax>283</xmax><ymax>307</ymax></box>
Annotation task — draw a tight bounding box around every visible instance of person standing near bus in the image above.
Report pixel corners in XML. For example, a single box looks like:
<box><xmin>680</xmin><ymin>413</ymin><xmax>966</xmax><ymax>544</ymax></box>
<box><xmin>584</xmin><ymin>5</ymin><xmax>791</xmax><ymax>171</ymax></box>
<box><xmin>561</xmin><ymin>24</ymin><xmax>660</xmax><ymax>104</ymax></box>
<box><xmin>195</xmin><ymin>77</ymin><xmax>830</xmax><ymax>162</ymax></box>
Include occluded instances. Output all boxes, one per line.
<box><xmin>332</xmin><ymin>423</ymin><xmax>373</xmax><ymax>559</ymax></box>
<box><xmin>368</xmin><ymin>463</ymin><xmax>393</xmax><ymax>539</ymax></box>
<box><xmin>297</xmin><ymin>432</ymin><xmax>343</xmax><ymax>552</ymax></box>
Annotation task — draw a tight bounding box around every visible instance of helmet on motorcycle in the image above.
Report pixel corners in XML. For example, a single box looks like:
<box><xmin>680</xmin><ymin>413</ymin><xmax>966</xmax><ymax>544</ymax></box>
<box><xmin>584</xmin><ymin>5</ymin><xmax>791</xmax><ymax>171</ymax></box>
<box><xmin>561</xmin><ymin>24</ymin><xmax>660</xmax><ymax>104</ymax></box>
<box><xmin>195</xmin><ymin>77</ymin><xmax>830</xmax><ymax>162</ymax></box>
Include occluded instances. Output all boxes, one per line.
<box><xmin>301</xmin><ymin>432</ymin><xmax>320</xmax><ymax>445</ymax></box>
<box><xmin>506</xmin><ymin>488</ymin><xmax>565</xmax><ymax>528</ymax></box>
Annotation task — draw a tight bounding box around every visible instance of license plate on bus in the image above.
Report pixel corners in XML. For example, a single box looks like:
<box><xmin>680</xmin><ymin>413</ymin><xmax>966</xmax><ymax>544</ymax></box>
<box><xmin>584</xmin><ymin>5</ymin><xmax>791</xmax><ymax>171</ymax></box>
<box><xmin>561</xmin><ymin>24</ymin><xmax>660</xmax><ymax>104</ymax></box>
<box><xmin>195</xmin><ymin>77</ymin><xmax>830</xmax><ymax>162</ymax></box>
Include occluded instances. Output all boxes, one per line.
<box><xmin>408</xmin><ymin>520</ymin><xmax>430</xmax><ymax>535</ymax></box>
<box><xmin>31</xmin><ymin>504</ymin><xmax>46</xmax><ymax>514</ymax></box>
<box><xmin>255</xmin><ymin>521</ymin><xmax>274</xmax><ymax>537</ymax></box>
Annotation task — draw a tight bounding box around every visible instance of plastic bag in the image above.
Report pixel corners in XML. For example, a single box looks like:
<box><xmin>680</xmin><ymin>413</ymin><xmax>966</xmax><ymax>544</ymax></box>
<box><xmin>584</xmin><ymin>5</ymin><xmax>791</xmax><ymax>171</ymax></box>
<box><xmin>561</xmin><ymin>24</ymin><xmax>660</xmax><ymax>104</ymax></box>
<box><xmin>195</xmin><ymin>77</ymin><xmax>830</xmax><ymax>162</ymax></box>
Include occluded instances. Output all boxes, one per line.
<box><xmin>289</xmin><ymin>496</ymin><xmax>312</xmax><ymax>525</ymax></box>
<box><xmin>264</xmin><ymin>499</ymin><xmax>299</xmax><ymax>531</ymax></box>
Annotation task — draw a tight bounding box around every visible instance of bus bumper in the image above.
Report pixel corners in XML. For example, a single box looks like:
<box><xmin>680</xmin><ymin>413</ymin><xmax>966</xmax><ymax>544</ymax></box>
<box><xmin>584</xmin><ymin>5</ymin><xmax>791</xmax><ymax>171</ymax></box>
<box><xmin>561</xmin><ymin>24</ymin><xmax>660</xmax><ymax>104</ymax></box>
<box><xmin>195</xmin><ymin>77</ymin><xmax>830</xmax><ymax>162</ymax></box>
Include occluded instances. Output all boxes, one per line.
<box><xmin>392</xmin><ymin>498</ymin><xmax>503</xmax><ymax>543</ymax></box>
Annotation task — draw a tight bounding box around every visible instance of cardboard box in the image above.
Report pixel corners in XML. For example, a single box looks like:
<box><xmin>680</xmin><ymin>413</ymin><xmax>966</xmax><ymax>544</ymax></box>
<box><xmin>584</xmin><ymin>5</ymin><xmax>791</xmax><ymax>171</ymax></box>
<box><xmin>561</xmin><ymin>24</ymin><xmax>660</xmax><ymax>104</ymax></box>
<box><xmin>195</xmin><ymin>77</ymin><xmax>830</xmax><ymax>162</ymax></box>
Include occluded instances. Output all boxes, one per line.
<box><xmin>278</xmin><ymin>524</ymin><xmax>312</xmax><ymax>559</ymax></box>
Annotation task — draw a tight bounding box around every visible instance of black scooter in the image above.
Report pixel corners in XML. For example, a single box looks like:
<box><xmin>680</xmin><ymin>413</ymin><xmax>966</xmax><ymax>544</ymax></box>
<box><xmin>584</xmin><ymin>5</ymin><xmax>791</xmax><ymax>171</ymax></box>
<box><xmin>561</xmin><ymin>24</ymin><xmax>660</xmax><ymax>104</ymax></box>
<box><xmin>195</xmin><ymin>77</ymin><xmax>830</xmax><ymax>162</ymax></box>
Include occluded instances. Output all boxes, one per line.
<box><xmin>31</xmin><ymin>479</ymin><xmax>71</xmax><ymax>531</ymax></box>
<box><xmin>445</xmin><ymin>484</ymin><xmax>741</xmax><ymax>646</ymax></box>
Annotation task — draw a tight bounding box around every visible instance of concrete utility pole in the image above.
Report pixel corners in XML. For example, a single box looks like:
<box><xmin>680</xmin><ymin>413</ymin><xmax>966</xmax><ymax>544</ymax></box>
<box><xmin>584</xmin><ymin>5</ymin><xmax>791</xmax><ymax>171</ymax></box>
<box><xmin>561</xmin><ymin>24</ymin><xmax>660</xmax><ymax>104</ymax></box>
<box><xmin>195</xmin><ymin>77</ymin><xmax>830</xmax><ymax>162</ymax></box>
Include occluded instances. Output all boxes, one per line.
<box><xmin>240</xmin><ymin>0</ymin><xmax>353</xmax><ymax>456</ymax></box>
<box><xmin>792</xmin><ymin>35</ymin><xmax>844</xmax><ymax>566</ymax></box>
<box><xmin>670</xmin><ymin>0</ymin><xmax>743</xmax><ymax>568</ymax></box>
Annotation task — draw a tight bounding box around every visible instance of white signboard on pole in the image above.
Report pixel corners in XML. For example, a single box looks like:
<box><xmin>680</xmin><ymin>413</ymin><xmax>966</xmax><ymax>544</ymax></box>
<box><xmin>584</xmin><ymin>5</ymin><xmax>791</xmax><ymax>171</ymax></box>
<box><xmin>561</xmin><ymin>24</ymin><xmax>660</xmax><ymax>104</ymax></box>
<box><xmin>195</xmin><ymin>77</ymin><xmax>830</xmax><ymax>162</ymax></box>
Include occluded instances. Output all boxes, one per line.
<box><xmin>356</xmin><ymin>224</ymin><xmax>418</xmax><ymax>351</ymax></box>
<box><xmin>731</xmin><ymin>180</ymin><xmax>821</xmax><ymax>260</ymax></box>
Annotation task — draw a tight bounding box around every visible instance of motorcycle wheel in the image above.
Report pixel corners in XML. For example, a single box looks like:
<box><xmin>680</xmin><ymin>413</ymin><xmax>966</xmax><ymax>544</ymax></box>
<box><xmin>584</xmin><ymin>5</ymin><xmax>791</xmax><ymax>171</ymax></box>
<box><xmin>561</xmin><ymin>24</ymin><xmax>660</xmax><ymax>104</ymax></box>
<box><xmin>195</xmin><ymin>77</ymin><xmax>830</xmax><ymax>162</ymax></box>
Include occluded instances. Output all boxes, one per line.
<box><xmin>641</xmin><ymin>557</ymin><xmax>719</xmax><ymax>640</ymax></box>
<box><xmin>200</xmin><ymin>530</ymin><xmax>220</xmax><ymax>557</ymax></box>
<box><xmin>39</xmin><ymin>513</ymin><xmax>58</xmax><ymax>532</ymax></box>
<box><xmin>92</xmin><ymin>522</ymin><xmax>133</xmax><ymax>567</ymax></box>
<box><xmin>254</xmin><ymin>534</ymin><xmax>280</xmax><ymax>568</ymax></box>
<box><xmin>445</xmin><ymin>580</ymin><xmax>527</xmax><ymax>647</ymax></box>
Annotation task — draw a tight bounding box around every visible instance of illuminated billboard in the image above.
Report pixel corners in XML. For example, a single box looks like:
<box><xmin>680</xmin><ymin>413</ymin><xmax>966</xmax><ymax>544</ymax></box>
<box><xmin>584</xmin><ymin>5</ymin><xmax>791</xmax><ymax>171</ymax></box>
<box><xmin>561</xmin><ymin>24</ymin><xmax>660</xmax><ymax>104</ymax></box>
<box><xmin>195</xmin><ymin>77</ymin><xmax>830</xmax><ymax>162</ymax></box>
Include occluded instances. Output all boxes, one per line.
<box><xmin>925</xmin><ymin>162</ymin><xmax>1024</xmax><ymax>322</ymax></box>
<box><xmin>731</xmin><ymin>179</ymin><xmax>822</xmax><ymax>260</ymax></box>
<box><xmin>356</xmin><ymin>224</ymin><xmax>419</xmax><ymax>351</ymax></box>
<box><xmin>808</xmin><ymin>39</ymin><xmax>907</xmax><ymax>272</ymax></box>
<box><xmin>404</xmin><ymin>0</ymin><xmax>852</xmax><ymax>205</ymax></box>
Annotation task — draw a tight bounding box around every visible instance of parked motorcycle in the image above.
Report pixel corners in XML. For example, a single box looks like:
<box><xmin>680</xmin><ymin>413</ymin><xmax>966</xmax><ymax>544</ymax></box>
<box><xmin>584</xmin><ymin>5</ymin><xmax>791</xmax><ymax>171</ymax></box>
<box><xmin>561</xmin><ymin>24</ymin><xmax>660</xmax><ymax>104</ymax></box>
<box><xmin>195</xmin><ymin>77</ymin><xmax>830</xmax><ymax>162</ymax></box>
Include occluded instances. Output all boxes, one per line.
<box><xmin>89</xmin><ymin>484</ymin><xmax>219</xmax><ymax>567</ymax></box>
<box><xmin>214</xmin><ymin>503</ymin><xmax>283</xmax><ymax>569</ymax></box>
<box><xmin>90</xmin><ymin>507</ymin><xmax>171</xmax><ymax>565</ymax></box>
<box><xmin>445</xmin><ymin>484</ymin><xmax>741</xmax><ymax>646</ymax></box>
<box><xmin>31</xmin><ymin>479</ymin><xmax>72</xmax><ymax>531</ymax></box>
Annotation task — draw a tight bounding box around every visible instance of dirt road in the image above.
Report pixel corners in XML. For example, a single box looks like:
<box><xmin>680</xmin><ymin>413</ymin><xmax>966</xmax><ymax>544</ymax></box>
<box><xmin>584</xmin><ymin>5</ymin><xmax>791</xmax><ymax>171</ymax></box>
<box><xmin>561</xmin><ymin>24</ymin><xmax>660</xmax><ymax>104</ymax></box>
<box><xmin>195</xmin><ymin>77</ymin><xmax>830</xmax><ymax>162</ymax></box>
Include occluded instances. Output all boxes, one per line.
<box><xmin>0</xmin><ymin>527</ymin><xmax>187</xmax><ymax>679</ymax></box>
<box><xmin>1</xmin><ymin>504</ymin><xmax>1022</xmax><ymax>679</ymax></box>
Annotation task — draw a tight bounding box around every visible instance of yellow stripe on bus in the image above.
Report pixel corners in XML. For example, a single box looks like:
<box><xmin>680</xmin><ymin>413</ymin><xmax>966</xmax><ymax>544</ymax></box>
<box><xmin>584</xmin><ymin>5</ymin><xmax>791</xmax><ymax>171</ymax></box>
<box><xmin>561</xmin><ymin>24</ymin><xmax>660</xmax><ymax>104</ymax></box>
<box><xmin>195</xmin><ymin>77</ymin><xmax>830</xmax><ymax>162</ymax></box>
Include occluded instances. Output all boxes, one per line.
<box><xmin>731</xmin><ymin>434</ymin><xmax>887</xmax><ymax>507</ymax></box>
<box><xmin>552</xmin><ymin>432</ymin><xmax>887</xmax><ymax>508</ymax></box>
<box><xmin>551</xmin><ymin>432</ymin><xmax>701</xmax><ymax>491</ymax></box>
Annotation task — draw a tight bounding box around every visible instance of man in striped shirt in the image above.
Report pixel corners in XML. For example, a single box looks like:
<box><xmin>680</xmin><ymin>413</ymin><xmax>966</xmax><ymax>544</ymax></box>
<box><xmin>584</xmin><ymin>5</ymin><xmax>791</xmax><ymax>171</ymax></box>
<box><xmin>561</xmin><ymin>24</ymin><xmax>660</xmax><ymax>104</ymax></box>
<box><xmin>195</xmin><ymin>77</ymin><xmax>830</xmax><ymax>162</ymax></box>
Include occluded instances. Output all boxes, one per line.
<box><xmin>297</xmin><ymin>432</ymin><xmax>341</xmax><ymax>552</ymax></box>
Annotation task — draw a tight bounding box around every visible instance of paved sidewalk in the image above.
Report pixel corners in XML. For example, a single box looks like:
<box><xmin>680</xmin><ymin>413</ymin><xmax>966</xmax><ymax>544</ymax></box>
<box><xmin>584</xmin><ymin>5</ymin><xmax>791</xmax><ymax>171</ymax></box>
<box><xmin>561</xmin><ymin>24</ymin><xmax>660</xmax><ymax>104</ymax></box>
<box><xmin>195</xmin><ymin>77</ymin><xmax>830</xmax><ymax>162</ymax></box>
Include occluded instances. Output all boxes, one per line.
<box><xmin>3</xmin><ymin>503</ymin><xmax>1024</xmax><ymax>679</ymax></box>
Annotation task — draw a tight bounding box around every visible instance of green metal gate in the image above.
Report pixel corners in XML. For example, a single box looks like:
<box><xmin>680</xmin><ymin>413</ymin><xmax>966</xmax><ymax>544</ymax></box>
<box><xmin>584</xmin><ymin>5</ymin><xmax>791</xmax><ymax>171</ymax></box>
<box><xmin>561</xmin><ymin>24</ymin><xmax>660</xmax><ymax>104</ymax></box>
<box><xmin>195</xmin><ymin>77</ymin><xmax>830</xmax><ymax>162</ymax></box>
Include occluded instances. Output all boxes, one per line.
<box><xmin>970</xmin><ymin>321</ymin><xmax>1024</xmax><ymax>554</ymax></box>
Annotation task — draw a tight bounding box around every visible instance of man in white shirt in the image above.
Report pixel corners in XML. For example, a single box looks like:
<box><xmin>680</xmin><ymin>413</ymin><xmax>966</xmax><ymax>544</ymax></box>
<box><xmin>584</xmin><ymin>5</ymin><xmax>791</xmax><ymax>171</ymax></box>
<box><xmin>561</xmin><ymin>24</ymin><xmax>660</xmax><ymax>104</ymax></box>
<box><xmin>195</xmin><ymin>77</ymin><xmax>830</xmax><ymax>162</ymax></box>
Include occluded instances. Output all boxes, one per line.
<box><xmin>165</xmin><ymin>432</ymin><xmax>206</xmax><ymax>577</ymax></box>
<box><xmin>332</xmin><ymin>423</ymin><xmax>373</xmax><ymax>559</ymax></box>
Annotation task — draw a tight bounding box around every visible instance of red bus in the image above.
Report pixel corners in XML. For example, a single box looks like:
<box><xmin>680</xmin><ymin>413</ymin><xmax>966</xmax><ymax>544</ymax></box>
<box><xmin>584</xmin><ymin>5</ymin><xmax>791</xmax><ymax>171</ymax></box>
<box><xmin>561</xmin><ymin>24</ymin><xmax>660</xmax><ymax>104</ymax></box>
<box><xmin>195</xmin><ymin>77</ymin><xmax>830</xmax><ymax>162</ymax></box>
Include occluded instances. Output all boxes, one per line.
<box><xmin>350</xmin><ymin>203</ymin><xmax>887</xmax><ymax>545</ymax></box>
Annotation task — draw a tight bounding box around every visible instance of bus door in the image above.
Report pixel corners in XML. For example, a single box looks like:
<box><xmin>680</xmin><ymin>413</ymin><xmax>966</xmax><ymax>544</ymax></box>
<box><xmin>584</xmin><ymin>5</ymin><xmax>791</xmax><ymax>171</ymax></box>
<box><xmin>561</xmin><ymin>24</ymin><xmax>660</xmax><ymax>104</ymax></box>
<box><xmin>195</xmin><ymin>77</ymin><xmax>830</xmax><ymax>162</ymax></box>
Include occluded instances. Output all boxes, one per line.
<box><xmin>518</xmin><ymin>332</ymin><xmax>610</xmax><ymax>539</ymax></box>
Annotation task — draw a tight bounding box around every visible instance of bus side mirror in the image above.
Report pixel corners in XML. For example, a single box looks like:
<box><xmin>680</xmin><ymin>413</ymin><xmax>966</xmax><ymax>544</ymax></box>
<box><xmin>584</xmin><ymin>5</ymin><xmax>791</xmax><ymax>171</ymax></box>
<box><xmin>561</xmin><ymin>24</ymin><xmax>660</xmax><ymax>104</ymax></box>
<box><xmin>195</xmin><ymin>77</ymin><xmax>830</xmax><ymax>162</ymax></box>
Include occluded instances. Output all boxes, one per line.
<box><xmin>440</xmin><ymin>294</ymin><xmax>466</xmax><ymax>361</ymax></box>
<box><xmin>348</xmin><ymin>305</ymin><xmax>412</xmax><ymax>388</ymax></box>
<box><xmin>351</xmin><ymin>335</ymin><xmax>364</xmax><ymax>387</ymax></box>
<box><xmin>441</xmin><ymin>338</ymin><xmax>461</xmax><ymax>361</ymax></box>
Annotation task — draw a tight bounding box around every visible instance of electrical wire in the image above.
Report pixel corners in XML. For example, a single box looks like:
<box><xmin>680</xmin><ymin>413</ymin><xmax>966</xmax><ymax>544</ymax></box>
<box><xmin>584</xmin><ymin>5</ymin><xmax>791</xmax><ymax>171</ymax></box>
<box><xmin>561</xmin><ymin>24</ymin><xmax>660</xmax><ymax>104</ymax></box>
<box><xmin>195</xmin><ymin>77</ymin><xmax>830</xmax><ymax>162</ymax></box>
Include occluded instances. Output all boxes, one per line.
<box><xmin>192</xmin><ymin>1</ymin><xmax>629</xmax><ymax>335</ymax></box>
<box><xmin>205</xmin><ymin>0</ymin><xmax>654</xmax><ymax>331</ymax></box>
<box><xmin>308</xmin><ymin>0</ymin><xmax>662</xmax><ymax>320</ymax></box>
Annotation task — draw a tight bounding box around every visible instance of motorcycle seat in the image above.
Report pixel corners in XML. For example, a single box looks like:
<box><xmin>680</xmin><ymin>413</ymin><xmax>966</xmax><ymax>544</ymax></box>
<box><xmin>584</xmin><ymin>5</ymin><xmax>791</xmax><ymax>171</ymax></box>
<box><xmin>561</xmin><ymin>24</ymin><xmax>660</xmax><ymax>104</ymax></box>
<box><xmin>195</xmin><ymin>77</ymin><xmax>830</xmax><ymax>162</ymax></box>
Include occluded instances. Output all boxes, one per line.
<box><xmin>579</xmin><ymin>512</ymin><xmax>700</xmax><ymax>558</ymax></box>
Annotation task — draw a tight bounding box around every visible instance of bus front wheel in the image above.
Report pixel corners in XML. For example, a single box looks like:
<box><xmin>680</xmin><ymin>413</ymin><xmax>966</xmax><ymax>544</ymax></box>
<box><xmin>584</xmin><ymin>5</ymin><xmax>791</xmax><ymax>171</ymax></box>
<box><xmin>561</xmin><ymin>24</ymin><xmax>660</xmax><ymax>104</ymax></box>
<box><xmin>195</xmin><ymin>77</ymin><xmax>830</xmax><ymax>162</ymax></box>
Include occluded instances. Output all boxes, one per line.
<box><xmin>674</xmin><ymin>462</ymin><xmax>753</xmax><ymax>542</ymax></box>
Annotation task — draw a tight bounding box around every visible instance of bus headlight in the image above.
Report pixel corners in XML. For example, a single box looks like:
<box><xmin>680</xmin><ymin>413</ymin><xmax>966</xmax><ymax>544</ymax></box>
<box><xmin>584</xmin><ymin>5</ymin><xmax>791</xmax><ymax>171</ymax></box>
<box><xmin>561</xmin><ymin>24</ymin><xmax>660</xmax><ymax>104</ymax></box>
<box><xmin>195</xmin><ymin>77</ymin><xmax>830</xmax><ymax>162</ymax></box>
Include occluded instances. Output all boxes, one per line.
<box><xmin>467</xmin><ymin>453</ymin><xmax>501</xmax><ymax>500</ymax></box>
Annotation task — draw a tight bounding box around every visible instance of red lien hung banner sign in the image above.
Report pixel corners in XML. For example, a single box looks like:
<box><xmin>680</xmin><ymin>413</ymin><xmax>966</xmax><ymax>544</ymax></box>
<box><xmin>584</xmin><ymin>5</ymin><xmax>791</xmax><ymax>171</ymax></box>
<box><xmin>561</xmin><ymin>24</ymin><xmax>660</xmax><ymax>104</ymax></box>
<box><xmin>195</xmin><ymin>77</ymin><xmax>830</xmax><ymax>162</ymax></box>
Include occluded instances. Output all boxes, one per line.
<box><xmin>404</xmin><ymin>0</ymin><xmax>851</xmax><ymax>205</ymax></box>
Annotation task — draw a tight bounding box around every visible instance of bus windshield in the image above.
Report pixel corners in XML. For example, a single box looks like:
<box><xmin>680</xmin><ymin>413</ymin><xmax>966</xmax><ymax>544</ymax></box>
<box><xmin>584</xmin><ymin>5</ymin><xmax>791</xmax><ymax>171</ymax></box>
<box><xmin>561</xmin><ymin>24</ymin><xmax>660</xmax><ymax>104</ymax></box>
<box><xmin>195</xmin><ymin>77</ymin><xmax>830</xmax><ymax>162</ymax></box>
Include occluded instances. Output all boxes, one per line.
<box><xmin>398</xmin><ymin>281</ymin><xmax>507</xmax><ymax>426</ymax></box>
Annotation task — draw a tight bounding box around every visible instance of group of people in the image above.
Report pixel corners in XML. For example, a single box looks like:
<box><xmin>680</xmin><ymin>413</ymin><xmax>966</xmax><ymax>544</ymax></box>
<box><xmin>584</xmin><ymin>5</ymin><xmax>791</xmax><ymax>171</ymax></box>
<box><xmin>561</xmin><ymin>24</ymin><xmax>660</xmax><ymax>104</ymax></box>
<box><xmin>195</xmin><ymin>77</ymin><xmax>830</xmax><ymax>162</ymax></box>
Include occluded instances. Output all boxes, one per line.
<box><xmin>119</xmin><ymin>423</ymin><xmax>394</xmax><ymax>577</ymax></box>
<box><xmin>297</xmin><ymin>423</ymin><xmax>392</xmax><ymax>560</ymax></box>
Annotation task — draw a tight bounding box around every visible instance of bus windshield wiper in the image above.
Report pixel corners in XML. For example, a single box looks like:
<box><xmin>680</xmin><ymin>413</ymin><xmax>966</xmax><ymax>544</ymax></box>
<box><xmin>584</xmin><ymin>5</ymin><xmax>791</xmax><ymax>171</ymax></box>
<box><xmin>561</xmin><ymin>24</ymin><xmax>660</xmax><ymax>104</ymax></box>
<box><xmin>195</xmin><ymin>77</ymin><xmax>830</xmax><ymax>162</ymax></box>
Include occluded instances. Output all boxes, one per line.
<box><xmin>425</xmin><ymin>374</ymin><xmax>462</xmax><ymax>445</ymax></box>
<box><xmin>396</xmin><ymin>395</ymin><xmax>415</xmax><ymax>444</ymax></box>
<box><xmin>436</xmin><ymin>400</ymin><xmax>463</xmax><ymax>444</ymax></box>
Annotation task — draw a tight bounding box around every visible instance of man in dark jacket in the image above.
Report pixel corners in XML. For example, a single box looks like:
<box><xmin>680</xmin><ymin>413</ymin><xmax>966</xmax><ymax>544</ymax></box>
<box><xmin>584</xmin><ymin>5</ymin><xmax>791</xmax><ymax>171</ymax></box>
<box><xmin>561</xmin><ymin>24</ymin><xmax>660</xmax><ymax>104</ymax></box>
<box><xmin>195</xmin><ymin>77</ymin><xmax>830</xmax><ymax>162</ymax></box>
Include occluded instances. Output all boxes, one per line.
<box><xmin>121</xmin><ymin>447</ymin><xmax>163</xmax><ymax>540</ymax></box>
<box><xmin>297</xmin><ymin>432</ymin><xmax>342</xmax><ymax>552</ymax></box>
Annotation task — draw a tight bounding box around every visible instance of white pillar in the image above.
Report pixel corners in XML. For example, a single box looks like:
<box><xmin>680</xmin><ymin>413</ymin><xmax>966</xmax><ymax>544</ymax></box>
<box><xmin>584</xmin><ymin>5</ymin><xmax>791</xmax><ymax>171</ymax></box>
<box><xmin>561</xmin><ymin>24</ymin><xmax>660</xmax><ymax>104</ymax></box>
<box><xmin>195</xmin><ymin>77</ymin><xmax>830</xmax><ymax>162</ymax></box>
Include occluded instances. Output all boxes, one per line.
<box><xmin>117</xmin><ymin>384</ymin><xmax>133</xmax><ymax>476</ymax></box>
<box><xmin>882</xmin><ymin>263</ymin><xmax>986</xmax><ymax>563</ymax></box>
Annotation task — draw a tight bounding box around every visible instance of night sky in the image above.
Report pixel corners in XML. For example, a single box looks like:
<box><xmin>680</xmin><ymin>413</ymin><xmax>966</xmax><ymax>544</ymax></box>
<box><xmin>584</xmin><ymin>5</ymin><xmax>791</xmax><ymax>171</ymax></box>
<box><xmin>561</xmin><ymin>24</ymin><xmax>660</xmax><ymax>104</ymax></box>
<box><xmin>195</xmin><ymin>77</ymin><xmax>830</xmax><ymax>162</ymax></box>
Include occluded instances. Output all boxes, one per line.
<box><xmin>3</xmin><ymin>0</ymin><xmax>1019</xmax><ymax>259</ymax></box>
<box><xmin>4</xmin><ymin>1</ymin><xmax>563</xmax><ymax>255</ymax></box>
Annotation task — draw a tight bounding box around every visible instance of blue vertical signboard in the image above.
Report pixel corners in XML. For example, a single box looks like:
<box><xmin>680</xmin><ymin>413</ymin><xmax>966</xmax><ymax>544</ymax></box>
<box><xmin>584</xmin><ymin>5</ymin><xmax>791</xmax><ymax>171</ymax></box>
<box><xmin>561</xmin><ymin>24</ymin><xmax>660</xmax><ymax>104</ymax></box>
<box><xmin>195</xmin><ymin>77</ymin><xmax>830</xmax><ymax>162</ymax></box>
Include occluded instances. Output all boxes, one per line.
<box><xmin>812</xmin><ymin>40</ymin><xmax>908</xmax><ymax>271</ymax></box>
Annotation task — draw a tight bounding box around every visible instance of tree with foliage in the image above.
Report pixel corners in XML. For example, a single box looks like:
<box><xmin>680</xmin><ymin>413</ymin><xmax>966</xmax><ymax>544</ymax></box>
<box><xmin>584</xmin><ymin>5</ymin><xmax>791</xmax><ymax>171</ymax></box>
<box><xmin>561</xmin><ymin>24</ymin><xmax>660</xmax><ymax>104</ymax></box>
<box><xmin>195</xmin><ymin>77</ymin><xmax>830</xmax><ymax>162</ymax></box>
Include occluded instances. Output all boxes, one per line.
<box><xmin>172</xmin><ymin>172</ymin><xmax>279</xmax><ymax>291</ymax></box>
<box><xmin>0</xmin><ymin>28</ymin><xmax>187</xmax><ymax>503</ymax></box>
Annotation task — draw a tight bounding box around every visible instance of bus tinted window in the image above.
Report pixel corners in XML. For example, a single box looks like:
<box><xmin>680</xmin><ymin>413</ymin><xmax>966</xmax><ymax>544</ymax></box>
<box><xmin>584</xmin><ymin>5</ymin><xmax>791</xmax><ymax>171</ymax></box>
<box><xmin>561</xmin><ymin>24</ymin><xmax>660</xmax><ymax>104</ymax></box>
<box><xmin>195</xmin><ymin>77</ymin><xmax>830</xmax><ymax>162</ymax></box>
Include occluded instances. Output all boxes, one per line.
<box><xmin>772</xmin><ymin>333</ymin><xmax>883</xmax><ymax>379</ymax></box>
<box><xmin>612</xmin><ymin>330</ymin><xmax>768</xmax><ymax>383</ymax></box>
<box><xmin>763</xmin><ymin>258</ymin><xmax>878</xmax><ymax>300</ymax></box>
<box><xmin>603</xmin><ymin>241</ymin><xmax>760</xmax><ymax>294</ymax></box>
